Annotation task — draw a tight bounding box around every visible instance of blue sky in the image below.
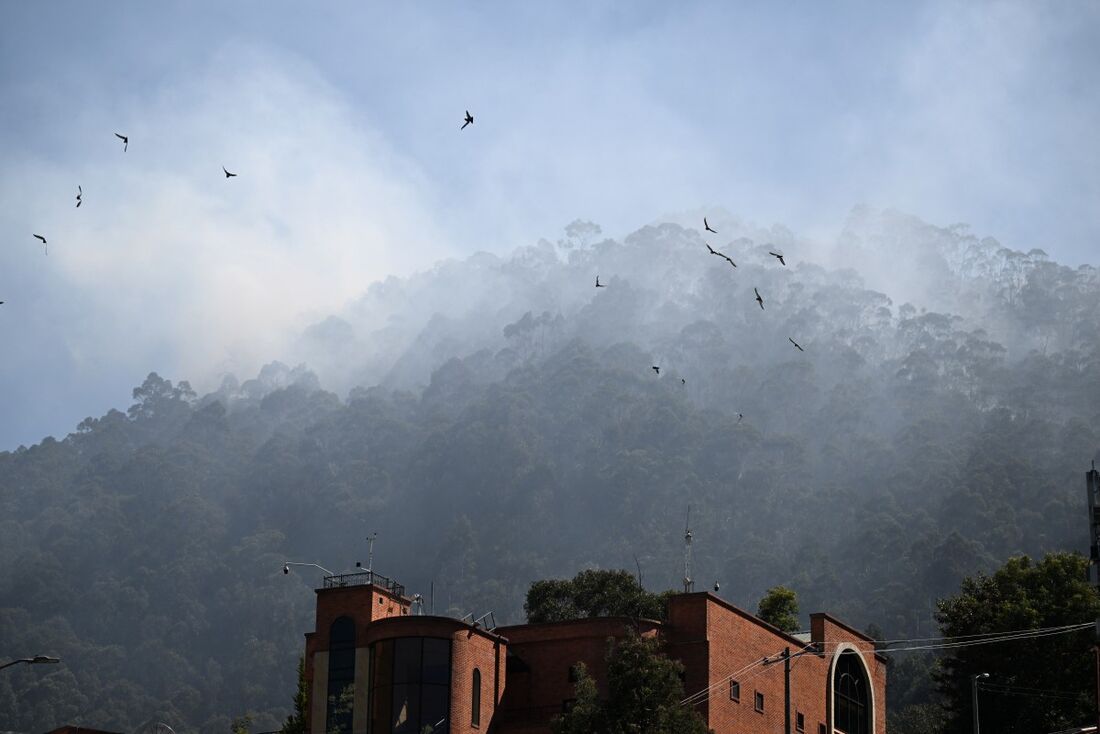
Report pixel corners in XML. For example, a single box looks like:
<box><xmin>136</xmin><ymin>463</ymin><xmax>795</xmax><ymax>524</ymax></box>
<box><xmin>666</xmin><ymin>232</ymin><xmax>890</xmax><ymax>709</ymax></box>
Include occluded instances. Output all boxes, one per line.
<box><xmin>1</xmin><ymin>1</ymin><xmax>1098</xmax><ymax>448</ymax></box>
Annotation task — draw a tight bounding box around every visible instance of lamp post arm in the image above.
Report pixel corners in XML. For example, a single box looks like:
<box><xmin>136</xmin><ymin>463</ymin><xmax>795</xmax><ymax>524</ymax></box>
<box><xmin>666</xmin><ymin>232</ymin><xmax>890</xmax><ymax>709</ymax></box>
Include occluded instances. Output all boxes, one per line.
<box><xmin>283</xmin><ymin>562</ymin><xmax>334</xmax><ymax>576</ymax></box>
<box><xmin>0</xmin><ymin>658</ymin><xmax>32</xmax><ymax>671</ymax></box>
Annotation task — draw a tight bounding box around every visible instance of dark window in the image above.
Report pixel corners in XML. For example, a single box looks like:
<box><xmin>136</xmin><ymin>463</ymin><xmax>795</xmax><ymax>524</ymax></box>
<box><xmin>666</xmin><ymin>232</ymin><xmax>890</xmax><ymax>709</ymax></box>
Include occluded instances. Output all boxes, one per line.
<box><xmin>834</xmin><ymin>651</ymin><xmax>870</xmax><ymax>734</ymax></box>
<box><xmin>797</xmin><ymin>711</ymin><xmax>805</xmax><ymax>732</ymax></box>
<box><xmin>754</xmin><ymin>691</ymin><xmax>764</xmax><ymax>713</ymax></box>
<box><xmin>369</xmin><ymin>637</ymin><xmax>452</xmax><ymax>734</ymax></box>
<box><xmin>472</xmin><ymin>668</ymin><xmax>481</xmax><ymax>727</ymax></box>
<box><xmin>819</xmin><ymin>724</ymin><xmax>827</xmax><ymax>734</ymax></box>
<box><xmin>729</xmin><ymin>680</ymin><xmax>740</xmax><ymax>702</ymax></box>
<box><xmin>326</xmin><ymin>616</ymin><xmax>356</xmax><ymax>734</ymax></box>
<box><xmin>568</xmin><ymin>665</ymin><xmax>579</xmax><ymax>683</ymax></box>
<box><xmin>562</xmin><ymin>698</ymin><xmax>576</xmax><ymax>713</ymax></box>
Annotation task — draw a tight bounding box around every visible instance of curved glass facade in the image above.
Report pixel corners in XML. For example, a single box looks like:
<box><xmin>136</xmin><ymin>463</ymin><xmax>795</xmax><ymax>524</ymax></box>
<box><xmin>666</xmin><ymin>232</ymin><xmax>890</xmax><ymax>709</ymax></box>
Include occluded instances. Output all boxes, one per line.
<box><xmin>369</xmin><ymin>636</ymin><xmax>452</xmax><ymax>734</ymax></box>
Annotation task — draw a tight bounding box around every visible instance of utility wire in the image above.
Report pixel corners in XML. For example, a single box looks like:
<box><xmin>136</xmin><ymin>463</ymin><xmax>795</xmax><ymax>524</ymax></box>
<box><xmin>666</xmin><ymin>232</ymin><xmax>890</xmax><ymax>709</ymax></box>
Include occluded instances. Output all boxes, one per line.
<box><xmin>678</xmin><ymin>622</ymin><xmax>1092</xmax><ymax>708</ymax></box>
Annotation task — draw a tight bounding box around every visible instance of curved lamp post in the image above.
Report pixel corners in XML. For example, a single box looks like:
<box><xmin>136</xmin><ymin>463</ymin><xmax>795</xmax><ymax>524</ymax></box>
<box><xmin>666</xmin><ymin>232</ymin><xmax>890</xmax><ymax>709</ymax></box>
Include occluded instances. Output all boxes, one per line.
<box><xmin>282</xmin><ymin>562</ymin><xmax>333</xmax><ymax>578</ymax></box>
<box><xmin>0</xmin><ymin>655</ymin><xmax>61</xmax><ymax>671</ymax></box>
<box><xmin>971</xmin><ymin>672</ymin><xmax>990</xmax><ymax>734</ymax></box>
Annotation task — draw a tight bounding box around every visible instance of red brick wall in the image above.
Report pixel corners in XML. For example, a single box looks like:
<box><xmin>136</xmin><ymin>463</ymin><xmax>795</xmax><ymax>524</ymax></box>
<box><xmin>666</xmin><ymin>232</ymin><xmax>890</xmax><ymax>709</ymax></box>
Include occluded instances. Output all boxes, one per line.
<box><xmin>304</xmin><ymin>583</ymin><xmax>412</xmax><ymax>733</ymax></box>
<box><xmin>496</xmin><ymin>617</ymin><xmax>661</xmax><ymax>733</ymax></box>
<box><xmin>666</xmin><ymin>595</ymin><xmax>888</xmax><ymax>734</ymax></box>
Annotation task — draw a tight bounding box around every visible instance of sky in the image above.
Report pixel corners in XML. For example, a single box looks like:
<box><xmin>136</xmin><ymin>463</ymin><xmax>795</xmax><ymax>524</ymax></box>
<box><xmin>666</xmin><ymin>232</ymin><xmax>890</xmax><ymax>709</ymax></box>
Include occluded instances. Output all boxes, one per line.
<box><xmin>1</xmin><ymin>1</ymin><xmax>1098</xmax><ymax>449</ymax></box>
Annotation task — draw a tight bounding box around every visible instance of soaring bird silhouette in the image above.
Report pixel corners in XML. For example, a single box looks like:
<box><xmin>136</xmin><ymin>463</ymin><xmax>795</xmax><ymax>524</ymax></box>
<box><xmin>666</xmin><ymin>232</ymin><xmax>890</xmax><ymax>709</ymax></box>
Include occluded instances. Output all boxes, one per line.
<box><xmin>681</xmin><ymin>378</ymin><xmax>686</xmax><ymax>385</ymax></box>
<box><xmin>789</xmin><ymin>337</ymin><xmax>805</xmax><ymax>352</ymax></box>
<box><xmin>223</xmin><ymin>167</ymin><xmax>237</xmax><ymax>179</ymax></box>
<box><xmin>595</xmin><ymin>275</ymin><xmax>605</xmax><ymax>288</ymax></box>
<box><xmin>461</xmin><ymin>110</ymin><xmax>474</xmax><ymax>130</ymax></box>
<box><xmin>652</xmin><ymin>366</ymin><xmax>660</xmax><ymax>375</ymax></box>
<box><xmin>704</xmin><ymin>217</ymin><xmax>717</xmax><ymax>234</ymax></box>
<box><xmin>769</xmin><ymin>251</ymin><xmax>786</xmax><ymax>266</ymax></box>
<box><xmin>75</xmin><ymin>186</ymin><xmax>82</xmax><ymax>208</ymax></box>
<box><xmin>754</xmin><ymin>287</ymin><xmax>764</xmax><ymax>310</ymax></box>
<box><xmin>737</xmin><ymin>413</ymin><xmax>743</xmax><ymax>423</ymax></box>
<box><xmin>114</xmin><ymin>133</ymin><xmax>128</xmax><ymax>152</ymax></box>
<box><xmin>33</xmin><ymin>234</ymin><xmax>47</xmax><ymax>255</ymax></box>
<box><xmin>706</xmin><ymin>243</ymin><xmax>736</xmax><ymax>268</ymax></box>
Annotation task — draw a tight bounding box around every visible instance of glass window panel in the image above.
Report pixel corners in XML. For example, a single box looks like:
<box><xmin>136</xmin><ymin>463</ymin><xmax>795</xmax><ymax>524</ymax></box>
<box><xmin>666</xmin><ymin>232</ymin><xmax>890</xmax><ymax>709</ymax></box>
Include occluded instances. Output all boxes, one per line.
<box><xmin>392</xmin><ymin>683</ymin><xmax>421</xmax><ymax>734</ymax></box>
<box><xmin>422</xmin><ymin>638</ymin><xmax>451</xmax><ymax>685</ymax></box>
<box><xmin>421</xmin><ymin>684</ymin><xmax>450</xmax><ymax>734</ymax></box>
<box><xmin>372</xmin><ymin>640</ymin><xmax>394</xmax><ymax>690</ymax></box>
<box><xmin>370</xmin><ymin>684</ymin><xmax>392</xmax><ymax>734</ymax></box>
<box><xmin>393</xmin><ymin>638</ymin><xmax>423</xmax><ymax>684</ymax></box>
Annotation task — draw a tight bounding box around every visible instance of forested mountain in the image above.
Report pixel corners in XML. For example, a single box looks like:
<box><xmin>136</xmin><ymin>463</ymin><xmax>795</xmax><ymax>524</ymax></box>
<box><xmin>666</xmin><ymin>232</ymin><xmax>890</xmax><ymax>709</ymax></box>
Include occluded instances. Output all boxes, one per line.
<box><xmin>2</xmin><ymin>208</ymin><xmax>1098</xmax><ymax>732</ymax></box>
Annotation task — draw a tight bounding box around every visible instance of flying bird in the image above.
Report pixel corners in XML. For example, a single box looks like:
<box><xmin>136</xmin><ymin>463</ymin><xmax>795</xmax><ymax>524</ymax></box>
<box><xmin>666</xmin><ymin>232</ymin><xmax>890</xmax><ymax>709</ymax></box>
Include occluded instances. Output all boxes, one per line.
<box><xmin>595</xmin><ymin>275</ymin><xmax>605</xmax><ymax>288</ymax></box>
<box><xmin>75</xmin><ymin>185</ymin><xmax>82</xmax><ymax>208</ymax></box>
<box><xmin>33</xmin><ymin>234</ymin><xmax>47</xmax><ymax>255</ymax></box>
<box><xmin>681</xmin><ymin>378</ymin><xmax>686</xmax><ymax>385</ymax></box>
<box><xmin>704</xmin><ymin>217</ymin><xmax>717</xmax><ymax>234</ymax></box>
<box><xmin>754</xmin><ymin>288</ymin><xmax>764</xmax><ymax>310</ymax></box>
<box><xmin>652</xmin><ymin>366</ymin><xmax>660</xmax><ymax>375</ymax></box>
<box><xmin>769</xmin><ymin>251</ymin><xmax>786</xmax><ymax>266</ymax></box>
<box><xmin>706</xmin><ymin>243</ymin><xmax>736</xmax><ymax>268</ymax></box>
<box><xmin>114</xmin><ymin>133</ymin><xmax>128</xmax><ymax>152</ymax></box>
<box><xmin>737</xmin><ymin>413</ymin><xmax>743</xmax><ymax>423</ymax></box>
<box><xmin>461</xmin><ymin>110</ymin><xmax>474</xmax><ymax>130</ymax></box>
<box><xmin>223</xmin><ymin>167</ymin><xmax>237</xmax><ymax>178</ymax></box>
<box><xmin>789</xmin><ymin>337</ymin><xmax>805</xmax><ymax>352</ymax></box>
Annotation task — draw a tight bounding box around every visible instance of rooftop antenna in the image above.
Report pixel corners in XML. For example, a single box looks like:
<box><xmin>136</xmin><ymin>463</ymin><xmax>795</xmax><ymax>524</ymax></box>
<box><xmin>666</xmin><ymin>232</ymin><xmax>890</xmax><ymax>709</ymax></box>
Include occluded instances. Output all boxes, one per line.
<box><xmin>683</xmin><ymin>505</ymin><xmax>694</xmax><ymax>593</ymax></box>
<box><xmin>366</xmin><ymin>531</ymin><xmax>378</xmax><ymax>573</ymax></box>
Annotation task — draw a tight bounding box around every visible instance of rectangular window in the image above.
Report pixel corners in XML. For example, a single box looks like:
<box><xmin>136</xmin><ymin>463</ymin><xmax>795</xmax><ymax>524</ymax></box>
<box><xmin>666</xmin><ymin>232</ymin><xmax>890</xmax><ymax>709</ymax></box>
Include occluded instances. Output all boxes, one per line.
<box><xmin>797</xmin><ymin>712</ymin><xmax>805</xmax><ymax>732</ymax></box>
<box><xmin>819</xmin><ymin>724</ymin><xmax>827</xmax><ymax>734</ymax></box>
<box><xmin>754</xmin><ymin>691</ymin><xmax>764</xmax><ymax>713</ymax></box>
<box><xmin>562</xmin><ymin>698</ymin><xmax>576</xmax><ymax>713</ymax></box>
<box><xmin>568</xmin><ymin>665</ymin><xmax>579</xmax><ymax>683</ymax></box>
<box><xmin>729</xmin><ymin>680</ymin><xmax>740</xmax><ymax>702</ymax></box>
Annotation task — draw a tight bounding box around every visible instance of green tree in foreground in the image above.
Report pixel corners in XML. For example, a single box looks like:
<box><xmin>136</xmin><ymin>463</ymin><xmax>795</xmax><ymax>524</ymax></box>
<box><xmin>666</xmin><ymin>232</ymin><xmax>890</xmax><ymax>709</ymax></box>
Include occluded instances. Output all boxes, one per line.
<box><xmin>757</xmin><ymin>585</ymin><xmax>799</xmax><ymax>633</ymax></box>
<box><xmin>553</xmin><ymin>631</ymin><xmax>710</xmax><ymax>734</ymax></box>
<box><xmin>525</xmin><ymin>569</ymin><xmax>672</xmax><ymax>623</ymax></box>
<box><xmin>279</xmin><ymin>656</ymin><xmax>308</xmax><ymax>734</ymax></box>
<box><xmin>935</xmin><ymin>552</ymin><xmax>1100</xmax><ymax>734</ymax></box>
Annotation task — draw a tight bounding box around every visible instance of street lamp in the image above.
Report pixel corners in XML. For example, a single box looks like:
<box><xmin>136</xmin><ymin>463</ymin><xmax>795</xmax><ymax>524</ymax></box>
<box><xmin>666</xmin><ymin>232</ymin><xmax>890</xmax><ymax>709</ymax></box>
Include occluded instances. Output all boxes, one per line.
<box><xmin>0</xmin><ymin>655</ymin><xmax>61</xmax><ymax>671</ymax></box>
<box><xmin>971</xmin><ymin>672</ymin><xmax>990</xmax><ymax>734</ymax></box>
<box><xmin>282</xmin><ymin>562</ymin><xmax>334</xmax><ymax>578</ymax></box>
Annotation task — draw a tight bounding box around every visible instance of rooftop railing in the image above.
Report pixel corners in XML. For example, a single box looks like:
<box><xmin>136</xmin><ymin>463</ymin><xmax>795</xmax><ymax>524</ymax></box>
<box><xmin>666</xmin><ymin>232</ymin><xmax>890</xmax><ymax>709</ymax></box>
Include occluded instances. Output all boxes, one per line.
<box><xmin>322</xmin><ymin>569</ymin><xmax>406</xmax><ymax>598</ymax></box>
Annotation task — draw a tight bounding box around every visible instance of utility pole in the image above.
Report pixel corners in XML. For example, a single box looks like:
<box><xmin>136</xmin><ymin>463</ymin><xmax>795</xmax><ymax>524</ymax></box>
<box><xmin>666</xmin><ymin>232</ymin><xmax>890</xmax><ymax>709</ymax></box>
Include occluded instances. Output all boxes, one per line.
<box><xmin>784</xmin><ymin>646</ymin><xmax>791</xmax><ymax>734</ymax></box>
<box><xmin>1087</xmin><ymin>462</ymin><xmax>1100</xmax><ymax>729</ymax></box>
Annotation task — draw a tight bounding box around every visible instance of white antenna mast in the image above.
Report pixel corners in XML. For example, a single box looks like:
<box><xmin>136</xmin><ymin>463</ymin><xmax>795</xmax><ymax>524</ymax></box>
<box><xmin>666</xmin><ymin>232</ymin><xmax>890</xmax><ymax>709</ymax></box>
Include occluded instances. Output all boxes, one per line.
<box><xmin>367</xmin><ymin>532</ymin><xmax>378</xmax><ymax>573</ymax></box>
<box><xmin>683</xmin><ymin>505</ymin><xmax>694</xmax><ymax>593</ymax></box>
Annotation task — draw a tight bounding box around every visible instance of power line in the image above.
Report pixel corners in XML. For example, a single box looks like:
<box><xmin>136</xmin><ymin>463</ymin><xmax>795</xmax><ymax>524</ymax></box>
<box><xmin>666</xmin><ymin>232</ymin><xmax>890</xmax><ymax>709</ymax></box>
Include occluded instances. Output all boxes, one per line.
<box><xmin>678</xmin><ymin>622</ymin><xmax>1093</xmax><ymax>708</ymax></box>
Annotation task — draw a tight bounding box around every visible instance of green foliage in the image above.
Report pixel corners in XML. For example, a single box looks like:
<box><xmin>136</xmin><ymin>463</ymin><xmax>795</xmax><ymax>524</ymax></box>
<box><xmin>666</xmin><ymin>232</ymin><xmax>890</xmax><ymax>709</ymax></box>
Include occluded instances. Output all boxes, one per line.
<box><xmin>934</xmin><ymin>552</ymin><xmax>1100</xmax><ymax>734</ymax></box>
<box><xmin>757</xmin><ymin>585</ymin><xmax>799</xmax><ymax>633</ymax></box>
<box><xmin>525</xmin><ymin>569</ymin><xmax>670</xmax><ymax>623</ymax></box>
<box><xmin>553</xmin><ymin>631</ymin><xmax>709</xmax><ymax>734</ymax></box>
<box><xmin>2</xmin><ymin>221</ymin><xmax>1100</xmax><ymax>728</ymax></box>
<box><xmin>230</xmin><ymin>713</ymin><xmax>252</xmax><ymax>734</ymax></box>
<box><xmin>279</xmin><ymin>656</ymin><xmax>308</xmax><ymax>734</ymax></box>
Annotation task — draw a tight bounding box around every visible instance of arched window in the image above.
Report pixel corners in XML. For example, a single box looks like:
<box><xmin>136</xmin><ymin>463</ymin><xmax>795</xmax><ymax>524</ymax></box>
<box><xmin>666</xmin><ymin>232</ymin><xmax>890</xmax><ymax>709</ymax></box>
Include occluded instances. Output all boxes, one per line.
<box><xmin>833</xmin><ymin>651</ymin><xmax>870</xmax><ymax>734</ymax></box>
<box><xmin>326</xmin><ymin>616</ymin><xmax>357</xmax><ymax>734</ymax></box>
<box><xmin>471</xmin><ymin>668</ymin><xmax>481</xmax><ymax>726</ymax></box>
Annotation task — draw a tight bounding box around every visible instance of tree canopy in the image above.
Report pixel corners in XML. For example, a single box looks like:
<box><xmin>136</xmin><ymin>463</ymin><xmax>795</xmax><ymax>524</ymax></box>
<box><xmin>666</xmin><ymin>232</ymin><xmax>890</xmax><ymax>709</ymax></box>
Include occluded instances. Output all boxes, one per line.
<box><xmin>525</xmin><ymin>569</ymin><xmax>672</xmax><ymax>623</ymax></box>
<box><xmin>552</xmin><ymin>631</ymin><xmax>709</xmax><ymax>734</ymax></box>
<box><xmin>757</xmin><ymin>585</ymin><xmax>800</xmax><ymax>633</ymax></box>
<box><xmin>933</xmin><ymin>552</ymin><xmax>1100</xmax><ymax>734</ymax></box>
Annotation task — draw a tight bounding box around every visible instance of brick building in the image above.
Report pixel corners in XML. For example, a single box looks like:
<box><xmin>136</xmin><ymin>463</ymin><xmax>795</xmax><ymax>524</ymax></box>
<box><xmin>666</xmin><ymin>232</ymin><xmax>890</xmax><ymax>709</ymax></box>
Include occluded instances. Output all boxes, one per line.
<box><xmin>302</xmin><ymin>571</ymin><xmax>886</xmax><ymax>734</ymax></box>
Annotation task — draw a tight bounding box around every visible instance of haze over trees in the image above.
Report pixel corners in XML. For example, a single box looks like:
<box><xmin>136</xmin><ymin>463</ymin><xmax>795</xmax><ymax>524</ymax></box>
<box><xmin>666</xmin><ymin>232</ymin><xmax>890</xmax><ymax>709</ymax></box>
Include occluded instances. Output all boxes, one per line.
<box><xmin>1</xmin><ymin>209</ymin><xmax>1099</xmax><ymax>731</ymax></box>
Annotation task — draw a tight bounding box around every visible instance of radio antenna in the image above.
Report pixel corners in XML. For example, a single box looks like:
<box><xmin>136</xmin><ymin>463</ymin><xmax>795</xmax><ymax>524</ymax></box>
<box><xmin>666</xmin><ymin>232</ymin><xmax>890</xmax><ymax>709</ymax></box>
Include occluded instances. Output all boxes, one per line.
<box><xmin>683</xmin><ymin>505</ymin><xmax>694</xmax><ymax>593</ymax></box>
